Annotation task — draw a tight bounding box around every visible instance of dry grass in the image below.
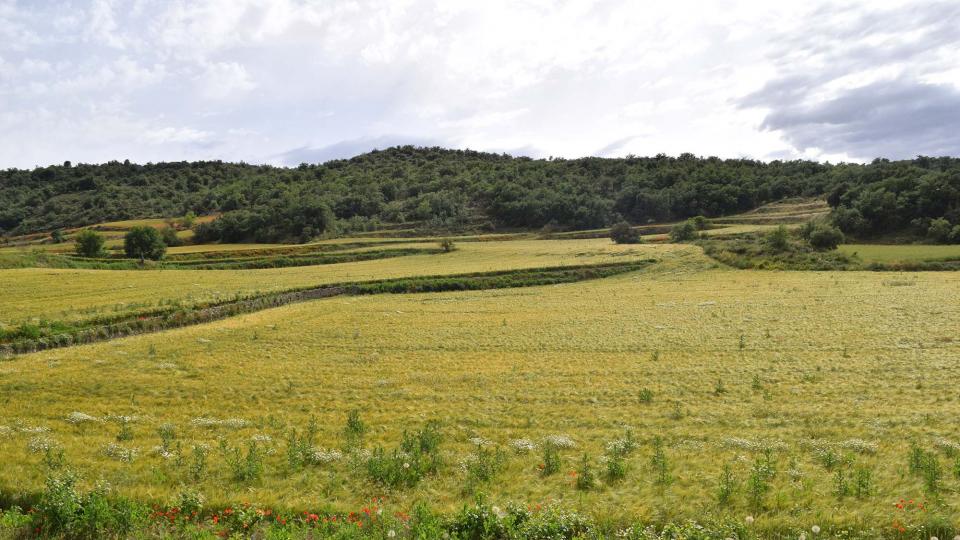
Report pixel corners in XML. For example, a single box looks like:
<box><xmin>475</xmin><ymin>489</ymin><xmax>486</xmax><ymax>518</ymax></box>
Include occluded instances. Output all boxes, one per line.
<box><xmin>0</xmin><ymin>239</ymin><xmax>690</xmax><ymax>326</ymax></box>
<box><xmin>1</xmin><ymin>255</ymin><xmax>958</xmax><ymax>528</ymax></box>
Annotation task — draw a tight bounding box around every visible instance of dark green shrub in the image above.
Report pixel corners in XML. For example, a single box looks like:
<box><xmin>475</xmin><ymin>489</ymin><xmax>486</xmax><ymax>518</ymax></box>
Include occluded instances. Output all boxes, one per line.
<box><xmin>159</xmin><ymin>226</ymin><xmax>183</xmax><ymax>247</ymax></box>
<box><xmin>808</xmin><ymin>224</ymin><xmax>844</xmax><ymax>250</ymax></box>
<box><xmin>765</xmin><ymin>225</ymin><xmax>790</xmax><ymax>251</ymax></box>
<box><xmin>928</xmin><ymin>218</ymin><xmax>953</xmax><ymax>243</ymax></box>
<box><xmin>610</xmin><ymin>221</ymin><xmax>641</xmax><ymax>244</ymax></box>
<box><xmin>669</xmin><ymin>220</ymin><xmax>698</xmax><ymax>242</ymax></box>
<box><xmin>124</xmin><ymin>226</ymin><xmax>166</xmax><ymax>261</ymax></box>
<box><xmin>74</xmin><ymin>230</ymin><xmax>106</xmax><ymax>258</ymax></box>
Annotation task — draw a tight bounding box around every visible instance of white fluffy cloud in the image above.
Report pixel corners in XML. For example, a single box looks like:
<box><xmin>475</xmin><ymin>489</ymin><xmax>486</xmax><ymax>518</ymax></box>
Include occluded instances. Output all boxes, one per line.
<box><xmin>0</xmin><ymin>0</ymin><xmax>957</xmax><ymax>168</ymax></box>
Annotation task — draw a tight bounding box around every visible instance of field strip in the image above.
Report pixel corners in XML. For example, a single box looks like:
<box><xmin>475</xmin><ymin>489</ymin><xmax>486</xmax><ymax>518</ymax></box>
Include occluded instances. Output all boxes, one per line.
<box><xmin>0</xmin><ymin>259</ymin><xmax>655</xmax><ymax>356</ymax></box>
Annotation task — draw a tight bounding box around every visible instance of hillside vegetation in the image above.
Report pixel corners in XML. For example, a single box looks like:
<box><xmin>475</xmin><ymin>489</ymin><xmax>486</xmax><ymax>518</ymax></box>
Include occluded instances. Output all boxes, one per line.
<box><xmin>3</xmin><ymin>147</ymin><xmax>959</xmax><ymax>243</ymax></box>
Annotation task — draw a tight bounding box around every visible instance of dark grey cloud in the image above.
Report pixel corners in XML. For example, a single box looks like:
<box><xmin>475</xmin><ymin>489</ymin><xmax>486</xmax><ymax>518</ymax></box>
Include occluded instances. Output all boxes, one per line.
<box><xmin>757</xmin><ymin>78</ymin><xmax>960</xmax><ymax>160</ymax></box>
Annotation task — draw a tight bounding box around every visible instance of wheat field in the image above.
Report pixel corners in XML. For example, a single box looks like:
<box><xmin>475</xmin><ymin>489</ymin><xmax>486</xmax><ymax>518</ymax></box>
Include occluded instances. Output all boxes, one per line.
<box><xmin>2</xmin><ymin>246</ymin><xmax>958</xmax><ymax>530</ymax></box>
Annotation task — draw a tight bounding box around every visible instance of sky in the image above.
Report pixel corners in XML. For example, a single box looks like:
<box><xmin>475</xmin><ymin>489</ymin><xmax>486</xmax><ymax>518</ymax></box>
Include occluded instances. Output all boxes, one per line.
<box><xmin>0</xmin><ymin>0</ymin><xmax>958</xmax><ymax>169</ymax></box>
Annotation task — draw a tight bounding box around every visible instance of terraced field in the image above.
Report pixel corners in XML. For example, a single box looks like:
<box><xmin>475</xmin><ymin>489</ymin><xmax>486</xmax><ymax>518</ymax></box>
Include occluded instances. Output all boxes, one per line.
<box><xmin>0</xmin><ymin>239</ymin><xmax>689</xmax><ymax>326</ymax></box>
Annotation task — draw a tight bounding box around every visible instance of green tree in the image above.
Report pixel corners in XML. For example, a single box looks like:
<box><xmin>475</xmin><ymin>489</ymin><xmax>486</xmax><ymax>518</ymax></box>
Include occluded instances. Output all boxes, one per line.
<box><xmin>765</xmin><ymin>225</ymin><xmax>790</xmax><ymax>251</ymax></box>
<box><xmin>74</xmin><ymin>229</ymin><xmax>106</xmax><ymax>257</ymax></box>
<box><xmin>124</xmin><ymin>226</ymin><xmax>166</xmax><ymax>261</ymax></box>
<box><xmin>669</xmin><ymin>220</ymin><xmax>698</xmax><ymax>242</ymax></box>
<box><xmin>609</xmin><ymin>221</ymin><xmax>641</xmax><ymax>244</ymax></box>
<box><xmin>159</xmin><ymin>226</ymin><xmax>182</xmax><ymax>247</ymax></box>
<box><xmin>50</xmin><ymin>229</ymin><xmax>65</xmax><ymax>243</ymax></box>
<box><xmin>808</xmin><ymin>224</ymin><xmax>844</xmax><ymax>250</ymax></box>
<box><xmin>180</xmin><ymin>211</ymin><xmax>197</xmax><ymax>229</ymax></box>
<box><xmin>928</xmin><ymin>218</ymin><xmax>953</xmax><ymax>244</ymax></box>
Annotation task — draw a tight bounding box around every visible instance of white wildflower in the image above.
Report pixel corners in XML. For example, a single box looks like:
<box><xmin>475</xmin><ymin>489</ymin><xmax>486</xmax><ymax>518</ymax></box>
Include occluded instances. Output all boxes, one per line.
<box><xmin>745</xmin><ymin>515</ymin><xmax>754</xmax><ymax>525</ymax></box>
<box><xmin>510</xmin><ymin>439</ymin><xmax>536</xmax><ymax>453</ymax></box>
<box><xmin>839</xmin><ymin>438</ymin><xmax>877</xmax><ymax>454</ymax></box>
<box><xmin>309</xmin><ymin>448</ymin><xmax>343</xmax><ymax>464</ymax></box>
<box><xmin>151</xmin><ymin>446</ymin><xmax>174</xmax><ymax>459</ymax></box>
<box><xmin>27</xmin><ymin>436</ymin><xmax>56</xmax><ymax>454</ymax></box>
<box><xmin>66</xmin><ymin>411</ymin><xmax>100</xmax><ymax>425</ymax></box>
<box><xmin>387</xmin><ymin>531</ymin><xmax>396</xmax><ymax>538</ymax></box>
<box><xmin>102</xmin><ymin>443</ymin><xmax>138</xmax><ymax>462</ymax></box>
<box><xmin>542</xmin><ymin>434</ymin><xmax>575</xmax><ymax>449</ymax></box>
<box><xmin>469</xmin><ymin>436</ymin><xmax>493</xmax><ymax>447</ymax></box>
<box><xmin>811</xmin><ymin>525</ymin><xmax>820</xmax><ymax>534</ymax></box>
<box><xmin>251</xmin><ymin>434</ymin><xmax>273</xmax><ymax>444</ymax></box>
<box><xmin>934</xmin><ymin>438</ymin><xmax>960</xmax><ymax>455</ymax></box>
<box><xmin>190</xmin><ymin>417</ymin><xmax>248</xmax><ymax>429</ymax></box>
<box><xmin>403</xmin><ymin>462</ymin><xmax>411</xmax><ymax>469</ymax></box>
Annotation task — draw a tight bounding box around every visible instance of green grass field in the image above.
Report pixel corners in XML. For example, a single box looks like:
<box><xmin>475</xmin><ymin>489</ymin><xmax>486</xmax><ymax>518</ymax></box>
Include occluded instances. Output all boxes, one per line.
<box><xmin>839</xmin><ymin>243</ymin><xmax>960</xmax><ymax>263</ymax></box>
<box><xmin>2</xmin><ymin>233</ymin><xmax>960</xmax><ymax>536</ymax></box>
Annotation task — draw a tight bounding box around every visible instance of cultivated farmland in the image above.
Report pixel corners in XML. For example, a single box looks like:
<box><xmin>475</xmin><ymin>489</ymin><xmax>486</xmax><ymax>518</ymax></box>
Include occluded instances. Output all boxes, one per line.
<box><xmin>2</xmin><ymin>233</ymin><xmax>959</xmax><ymax>537</ymax></box>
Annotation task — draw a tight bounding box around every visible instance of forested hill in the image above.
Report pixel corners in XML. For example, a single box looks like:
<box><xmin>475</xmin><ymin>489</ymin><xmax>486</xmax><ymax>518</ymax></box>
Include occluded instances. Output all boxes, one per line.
<box><xmin>1</xmin><ymin>147</ymin><xmax>959</xmax><ymax>242</ymax></box>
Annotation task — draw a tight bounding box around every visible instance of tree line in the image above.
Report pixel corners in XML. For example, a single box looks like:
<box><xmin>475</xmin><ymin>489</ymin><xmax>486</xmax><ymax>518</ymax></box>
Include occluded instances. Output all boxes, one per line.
<box><xmin>1</xmin><ymin>148</ymin><xmax>958</xmax><ymax>243</ymax></box>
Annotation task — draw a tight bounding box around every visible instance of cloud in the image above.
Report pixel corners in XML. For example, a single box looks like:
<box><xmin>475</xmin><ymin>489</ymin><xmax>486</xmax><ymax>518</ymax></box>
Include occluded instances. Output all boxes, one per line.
<box><xmin>737</xmin><ymin>1</ymin><xmax>960</xmax><ymax>160</ymax></box>
<box><xmin>1</xmin><ymin>1</ymin><xmax>958</xmax><ymax>167</ymax></box>
<box><xmin>274</xmin><ymin>135</ymin><xmax>446</xmax><ymax>165</ymax></box>
<box><xmin>755</xmin><ymin>78</ymin><xmax>960</xmax><ymax>160</ymax></box>
<box><xmin>196</xmin><ymin>61</ymin><xmax>256</xmax><ymax>99</ymax></box>
<box><xmin>143</xmin><ymin>126</ymin><xmax>214</xmax><ymax>144</ymax></box>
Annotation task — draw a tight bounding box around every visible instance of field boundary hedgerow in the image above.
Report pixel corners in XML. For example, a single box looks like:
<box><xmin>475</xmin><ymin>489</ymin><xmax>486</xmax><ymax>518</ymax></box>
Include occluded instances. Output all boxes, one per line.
<box><xmin>0</xmin><ymin>259</ymin><xmax>655</xmax><ymax>356</ymax></box>
<box><xmin>0</xmin><ymin>246</ymin><xmax>444</xmax><ymax>271</ymax></box>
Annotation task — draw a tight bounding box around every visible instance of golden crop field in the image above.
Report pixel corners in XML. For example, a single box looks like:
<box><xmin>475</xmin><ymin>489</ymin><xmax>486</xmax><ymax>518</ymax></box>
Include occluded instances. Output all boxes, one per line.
<box><xmin>2</xmin><ymin>244</ymin><xmax>959</xmax><ymax>531</ymax></box>
<box><xmin>0</xmin><ymin>239</ymin><xmax>692</xmax><ymax>326</ymax></box>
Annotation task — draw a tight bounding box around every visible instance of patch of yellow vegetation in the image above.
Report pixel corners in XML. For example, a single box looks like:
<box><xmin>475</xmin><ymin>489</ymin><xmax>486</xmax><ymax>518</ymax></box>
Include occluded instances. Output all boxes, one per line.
<box><xmin>1</xmin><ymin>265</ymin><xmax>958</xmax><ymax>525</ymax></box>
<box><xmin>0</xmin><ymin>239</ymin><xmax>692</xmax><ymax>325</ymax></box>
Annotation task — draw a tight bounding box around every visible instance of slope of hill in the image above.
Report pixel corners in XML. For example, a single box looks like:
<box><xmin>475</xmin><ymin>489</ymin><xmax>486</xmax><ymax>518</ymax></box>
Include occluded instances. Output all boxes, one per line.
<box><xmin>2</xmin><ymin>147</ymin><xmax>959</xmax><ymax>243</ymax></box>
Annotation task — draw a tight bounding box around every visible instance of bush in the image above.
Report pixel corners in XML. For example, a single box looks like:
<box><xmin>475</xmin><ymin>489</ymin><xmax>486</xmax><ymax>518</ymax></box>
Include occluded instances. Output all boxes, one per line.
<box><xmin>74</xmin><ymin>229</ymin><xmax>106</xmax><ymax>258</ymax></box>
<box><xmin>367</xmin><ymin>421</ymin><xmax>443</xmax><ymax>488</ymax></box>
<box><xmin>609</xmin><ymin>221</ymin><xmax>641</xmax><ymax>244</ymax></box>
<box><xmin>575</xmin><ymin>453</ymin><xmax>595</xmax><ymax>490</ymax></box>
<box><xmin>765</xmin><ymin>225</ymin><xmax>790</xmax><ymax>251</ymax></box>
<box><xmin>541</xmin><ymin>442</ymin><xmax>561</xmax><ymax>476</ymax></box>
<box><xmin>928</xmin><ymin>218</ymin><xmax>954</xmax><ymax>244</ymax></box>
<box><xmin>669</xmin><ymin>220</ymin><xmax>698</xmax><ymax>242</ymax></box>
<box><xmin>808</xmin><ymin>224</ymin><xmax>844</xmax><ymax>250</ymax></box>
<box><xmin>124</xmin><ymin>226</ymin><xmax>166</xmax><ymax>261</ymax></box>
<box><xmin>440</xmin><ymin>238</ymin><xmax>457</xmax><ymax>252</ymax></box>
<box><xmin>50</xmin><ymin>229</ymin><xmax>65</xmax><ymax>243</ymax></box>
<box><xmin>180</xmin><ymin>211</ymin><xmax>196</xmax><ymax>229</ymax></box>
<box><xmin>159</xmin><ymin>226</ymin><xmax>182</xmax><ymax>247</ymax></box>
